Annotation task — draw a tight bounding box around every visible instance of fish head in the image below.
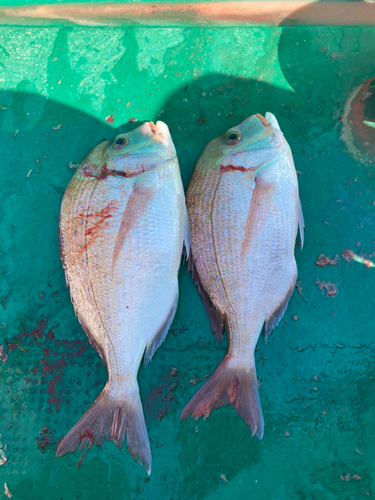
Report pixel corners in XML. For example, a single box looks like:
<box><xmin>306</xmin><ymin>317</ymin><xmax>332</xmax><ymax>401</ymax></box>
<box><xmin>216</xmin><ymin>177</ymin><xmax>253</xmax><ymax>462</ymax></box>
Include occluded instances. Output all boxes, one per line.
<box><xmin>215</xmin><ymin>112</ymin><xmax>289</xmax><ymax>174</ymax></box>
<box><xmin>105</xmin><ymin>121</ymin><xmax>176</xmax><ymax>177</ymax></box>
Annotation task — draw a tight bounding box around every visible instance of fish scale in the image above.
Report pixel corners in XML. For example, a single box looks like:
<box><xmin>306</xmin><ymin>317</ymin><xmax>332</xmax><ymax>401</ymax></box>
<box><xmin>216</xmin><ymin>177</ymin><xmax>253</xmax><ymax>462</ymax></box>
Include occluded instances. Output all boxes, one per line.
<box><xmin>181</xmin><ymin>112</ymin><xmax>303</xmax><ymax>439</ymax></box>
<box><xmin>57</xmin><ymin>121</ymin><xmax>190</xmax><ymax>474</ymax></box>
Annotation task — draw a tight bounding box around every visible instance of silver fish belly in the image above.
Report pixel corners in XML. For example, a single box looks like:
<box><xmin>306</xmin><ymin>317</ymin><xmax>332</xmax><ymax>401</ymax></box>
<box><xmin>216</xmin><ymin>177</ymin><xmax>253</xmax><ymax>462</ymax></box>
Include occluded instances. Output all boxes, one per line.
<box><xmin>57</xmin><ymin>121</ymin><xmax>189</xmax><ymax>474</ymax></box>
<box><xmin>181</xmin><ymin>112</ymin><xmax>303</xmax><ymax>438</ymax></box>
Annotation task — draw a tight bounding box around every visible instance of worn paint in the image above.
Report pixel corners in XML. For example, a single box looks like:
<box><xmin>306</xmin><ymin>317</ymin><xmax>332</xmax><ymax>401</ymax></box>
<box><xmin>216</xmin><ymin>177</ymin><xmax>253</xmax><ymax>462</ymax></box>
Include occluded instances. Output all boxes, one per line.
<box><xmin>1</xmin><ymin>2</ymin><xmax>375</xmax><ymax>27</ymax></box>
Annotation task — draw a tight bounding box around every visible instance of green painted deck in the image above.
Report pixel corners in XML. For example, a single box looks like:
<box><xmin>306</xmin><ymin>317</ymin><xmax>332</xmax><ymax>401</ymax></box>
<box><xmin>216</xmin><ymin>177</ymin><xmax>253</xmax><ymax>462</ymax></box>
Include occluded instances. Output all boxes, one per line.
<box><xmin>1</xmin><ymin>17</ymin><xmax>375</xmax><ymax>500</ymax></box>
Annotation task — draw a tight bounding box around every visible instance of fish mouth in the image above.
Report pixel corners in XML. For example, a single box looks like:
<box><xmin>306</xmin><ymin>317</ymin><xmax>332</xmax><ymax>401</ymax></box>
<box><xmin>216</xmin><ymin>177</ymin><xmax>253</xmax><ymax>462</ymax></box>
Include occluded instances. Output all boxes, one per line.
<box><xmin>142</xmin><ymin>121</ymin><xmax>172</xmax><ymax>146</ymax></box>
<box><xmin>148</xmin><ymin>121</ymin><xmax>163</xmax><ymax>136</ymax></box>
<box><xmin>255</xmin><ymin>114</ymin><xmax>270</xmax><ymax>127</ymax></box>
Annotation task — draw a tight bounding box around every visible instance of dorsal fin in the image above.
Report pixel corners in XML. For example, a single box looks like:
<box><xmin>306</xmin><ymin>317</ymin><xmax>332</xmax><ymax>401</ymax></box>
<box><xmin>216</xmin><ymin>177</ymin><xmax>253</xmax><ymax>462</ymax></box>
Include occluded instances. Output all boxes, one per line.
<box><xmin>188</xmin><ymin>253</ymin><xmax>224</xmax><ymax>343</ymax></box>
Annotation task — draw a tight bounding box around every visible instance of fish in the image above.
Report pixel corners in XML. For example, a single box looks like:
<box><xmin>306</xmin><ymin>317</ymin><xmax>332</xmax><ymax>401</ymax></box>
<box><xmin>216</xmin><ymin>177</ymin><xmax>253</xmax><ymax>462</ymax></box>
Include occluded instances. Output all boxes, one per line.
<box><xmin>181</xmin><ymin>113</ymin><xmax>303</xmax><ymax>438</ymax></box>
<box><xmin>57</xmin><ymin>121</ymin><xmax>190</xmax><ymax>474</ymax></box>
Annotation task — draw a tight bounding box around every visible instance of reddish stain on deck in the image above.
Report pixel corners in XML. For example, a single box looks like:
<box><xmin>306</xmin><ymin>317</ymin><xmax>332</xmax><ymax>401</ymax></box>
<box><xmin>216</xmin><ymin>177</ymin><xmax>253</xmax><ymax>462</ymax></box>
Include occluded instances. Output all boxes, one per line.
<box><xmin>36</xmin><ymin>427</ymin><xmax>57</xmax><ymax>454</ymax></box>
<box><xmin>6</xmin><ymin>319</ymin><xmax>92</xmax><ymax>413</ymax></box>
<box><xmin>145</xmin><ymin>367</ymin><xmax>181</xmax><ymax>421</ymax></box>
<box><xmin>8</xmin><ymin>318</ymin><xmax>48</xmax><ymax>352</ymax></box>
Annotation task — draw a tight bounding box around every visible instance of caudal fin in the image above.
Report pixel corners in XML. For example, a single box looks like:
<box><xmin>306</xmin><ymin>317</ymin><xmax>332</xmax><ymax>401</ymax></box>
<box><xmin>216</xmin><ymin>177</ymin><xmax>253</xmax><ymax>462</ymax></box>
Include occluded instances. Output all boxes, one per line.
<box><xmin>180</xmin><ymin>358</ymin><xmax>264</xmax><ymax>439</ymax></box>
<box><xmin>56</xmin><ymin>384</ymin><xmax>152</xmax><ymax>474</ymax></box>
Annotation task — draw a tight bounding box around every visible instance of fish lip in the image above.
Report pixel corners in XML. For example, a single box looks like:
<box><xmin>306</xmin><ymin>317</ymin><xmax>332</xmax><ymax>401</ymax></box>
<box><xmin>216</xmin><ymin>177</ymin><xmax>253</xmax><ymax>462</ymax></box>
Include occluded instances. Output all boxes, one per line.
<box><xmin>148</xmin><ymin>121</ymin><xmax>162</xmax><ymax>136</ymax></box>
<box><xmin>255</xmin><ymin>113</ymin><xmax>270</xmax><ymax>127</ymax></box>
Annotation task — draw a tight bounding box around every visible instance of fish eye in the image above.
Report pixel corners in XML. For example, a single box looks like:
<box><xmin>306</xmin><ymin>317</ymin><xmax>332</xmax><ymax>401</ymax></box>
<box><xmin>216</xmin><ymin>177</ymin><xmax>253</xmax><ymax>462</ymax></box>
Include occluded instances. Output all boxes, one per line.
<box><xmin>113</xmin><ymin>136</ymin><xmax>128</xmax><ymax>149</ymax></box>
<box><xmin>224</xmin><ymin>131</ymin><xmax>241</xmax><ymax>145</ymax></box>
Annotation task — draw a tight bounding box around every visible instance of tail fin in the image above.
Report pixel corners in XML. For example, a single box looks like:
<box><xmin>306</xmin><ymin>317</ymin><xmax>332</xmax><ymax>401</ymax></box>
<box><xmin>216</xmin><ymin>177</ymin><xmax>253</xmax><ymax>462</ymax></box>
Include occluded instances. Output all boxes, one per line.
<box><xmin>180</xmin><ymin>358</ymin><xmax>264</xmax><ymax>439</ymax></box>
<box><xmin>56</xmin><ymin>384</ymin><xmax>152</xmax><ymax>474</ymax></box>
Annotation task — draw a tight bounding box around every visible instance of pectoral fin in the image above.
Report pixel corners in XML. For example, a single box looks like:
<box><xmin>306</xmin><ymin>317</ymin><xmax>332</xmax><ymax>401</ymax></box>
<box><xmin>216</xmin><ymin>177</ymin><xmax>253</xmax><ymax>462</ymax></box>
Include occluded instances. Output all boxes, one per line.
<box><xmin>241</xmin><ymin>180</ymin><xmax>273</xmax><ymax>261</ymax></box>
<box><xmin>112</xmin><ymin>183</ymin><xmax>155</xmax><ymax>273</ymax></box>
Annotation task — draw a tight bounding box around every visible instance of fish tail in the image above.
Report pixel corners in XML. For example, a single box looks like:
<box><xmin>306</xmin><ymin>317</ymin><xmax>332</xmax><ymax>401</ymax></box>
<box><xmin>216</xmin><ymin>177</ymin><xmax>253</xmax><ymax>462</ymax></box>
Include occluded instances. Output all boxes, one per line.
<box><xmin>180</xmin><ymin>357</ymin><xmax>264</xmax><ymax>439</ymax></box>
<box><xmin>56</xmin><ymin>383</ymin><xmax>152</xmax><ymax>474</ymax></box>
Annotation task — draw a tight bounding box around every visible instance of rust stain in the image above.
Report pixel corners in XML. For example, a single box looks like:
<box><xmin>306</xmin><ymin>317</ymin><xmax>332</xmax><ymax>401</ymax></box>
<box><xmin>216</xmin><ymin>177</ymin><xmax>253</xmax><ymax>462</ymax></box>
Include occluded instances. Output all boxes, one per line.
<box><xmin>341</xmin><ymin>76</ymin><xmax>375</xmax><ymax>164</ymax></box>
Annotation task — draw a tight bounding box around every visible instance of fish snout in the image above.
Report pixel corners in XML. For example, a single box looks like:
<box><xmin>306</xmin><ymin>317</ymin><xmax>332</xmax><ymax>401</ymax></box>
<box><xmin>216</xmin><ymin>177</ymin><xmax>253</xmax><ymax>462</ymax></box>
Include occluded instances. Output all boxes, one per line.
<box><xmin>255</xmin><ymin>114</ymin><xmax>270</xmax><ymax>127</ymax></box>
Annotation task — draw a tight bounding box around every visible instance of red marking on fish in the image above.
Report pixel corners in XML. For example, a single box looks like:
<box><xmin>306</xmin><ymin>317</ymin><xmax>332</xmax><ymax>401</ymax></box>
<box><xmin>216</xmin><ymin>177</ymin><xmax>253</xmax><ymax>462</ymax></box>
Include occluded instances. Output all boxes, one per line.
<box><xmin>106</xmin><ymin>168</ymin><xmax>129</xmax><ymax>178</ymax></box>
<box><xmin>220</xmin><ymin>164</ymin><xmax>258</xmax><ymax>173</ymax></box>
<box><xmin>78</xmin><ymin>429</ymin><xmax>95</xmax><ymax>468</ymax></box>
<box><xmin>77</xmin><ymin>200</ymin><xmax>119</xmax><ymax>254</ymax></box>
<box><xmin>83</xmin><ymin>164</ymin><xmax>141</xmax><ymax>180</ymax></box>
<box><xmin>82</xmin><ymin>163</ymin><xmax>109</xmax><ymax>180</ymax></box>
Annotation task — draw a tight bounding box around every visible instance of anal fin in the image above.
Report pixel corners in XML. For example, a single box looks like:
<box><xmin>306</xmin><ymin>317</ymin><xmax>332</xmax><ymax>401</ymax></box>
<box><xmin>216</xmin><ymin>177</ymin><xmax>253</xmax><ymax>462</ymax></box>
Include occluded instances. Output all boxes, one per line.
<box><xmin>179</xmin><ymin>193</ymin><xmax>191</xmax><ymax>260</ymax></box>
<box><xmin>144</xmin><ymin>290</ymin><xmax>178</xmax><ymax>366</ymax></box>
<box><xmin>188</xmin><ymin>253</ymin><xmax>224</xmax><ymax>343</ymax></box>
<box><xmin>264</xmin><ymin>278</ymin><xmax>296</xmax><ymax>341</ymax></box>
<box><xmin>77</xmin><ymin>313</ymin><xmax>107</xmax><ymax>367</ymax></box>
